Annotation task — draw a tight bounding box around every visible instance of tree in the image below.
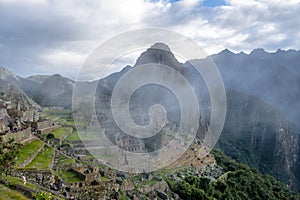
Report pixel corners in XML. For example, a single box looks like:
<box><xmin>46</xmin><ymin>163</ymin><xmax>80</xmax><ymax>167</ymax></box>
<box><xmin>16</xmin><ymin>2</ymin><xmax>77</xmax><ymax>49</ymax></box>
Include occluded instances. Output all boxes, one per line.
<box><xmin>0</xmin><ymin>137</ymin><xmax>21</xmax><ymax>176</ymax></box>
<box><xmin>46</xmin><ymin>133</ymin><xmax>54</xmax><ymax>140</ymax></box>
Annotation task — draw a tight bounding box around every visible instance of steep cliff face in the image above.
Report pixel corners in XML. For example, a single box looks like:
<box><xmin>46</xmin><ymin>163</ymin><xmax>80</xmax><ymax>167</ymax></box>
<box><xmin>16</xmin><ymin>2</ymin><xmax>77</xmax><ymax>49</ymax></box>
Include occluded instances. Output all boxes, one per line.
<box><xmin>187</xmin><ymin>49</ymin><xmax>300</xmax><ymax>190</ymax></box>
<box><xmin>218</xmin><ymin>90</ymin><xmax>299</xmax><ymax>189</ymax></box>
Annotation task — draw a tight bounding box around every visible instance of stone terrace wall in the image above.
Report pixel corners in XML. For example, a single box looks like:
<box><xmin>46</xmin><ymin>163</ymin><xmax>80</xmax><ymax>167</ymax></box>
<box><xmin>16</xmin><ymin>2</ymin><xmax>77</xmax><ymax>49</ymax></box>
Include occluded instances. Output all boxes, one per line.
<box><xmin>1</xmin><ymin>127</ymin><xmax>32</xmax><ymax>143</ymax></box>
<box><xmin>10</xmin><ymin>168</ymin><xmax>54</xmax><ymax>188</ymax></box>
<box><xmin>68</xmin><ymin>180</ymin><xmax>116</xmax><ymax>200</ymax></box>
<box><xmin>36</xmin><ymin>120</ymin><xmax>61</xmax><ymax>135</ymax></box>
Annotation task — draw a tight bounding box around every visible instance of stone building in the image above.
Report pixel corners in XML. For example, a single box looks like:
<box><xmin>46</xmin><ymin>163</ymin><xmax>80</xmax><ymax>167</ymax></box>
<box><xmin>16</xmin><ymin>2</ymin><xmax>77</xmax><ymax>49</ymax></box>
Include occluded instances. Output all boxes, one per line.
<box><xmin>115</xmin><ymin>133</ymin><xmax>146</xmax><ymax>153</ymax></box>
<box><xmin>31</xmin><ymin>119</ymin><xmax>59</xmax><ymax>134</ymax></box>
<box><xmin>64</xmin><ymin>165</ymin><xmax>117</xmax><ymax>200</ymax></box>
<box><xmin>22</xmin><ymin>110</ymin><xmax>39</xmax><ymax>123</ymax></box>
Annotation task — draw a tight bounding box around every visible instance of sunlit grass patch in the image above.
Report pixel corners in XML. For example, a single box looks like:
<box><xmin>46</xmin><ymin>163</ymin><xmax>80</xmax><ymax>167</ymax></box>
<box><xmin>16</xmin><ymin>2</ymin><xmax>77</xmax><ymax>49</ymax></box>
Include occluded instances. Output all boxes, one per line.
<box><xmin>15</xmin><ymin>140</ymin><xmax>43</xmax><ymax>166</ymax></box>
<box><xmin>26</xmin><ymin>146</ymin><xmax>54</xmax><ymax>169</ymax></box>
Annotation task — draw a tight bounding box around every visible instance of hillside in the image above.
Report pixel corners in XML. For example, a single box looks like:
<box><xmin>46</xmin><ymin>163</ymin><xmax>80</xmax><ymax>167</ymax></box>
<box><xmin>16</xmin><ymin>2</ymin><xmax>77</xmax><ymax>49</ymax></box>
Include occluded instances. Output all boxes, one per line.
<box><xmin>1</xmin><ymin>44</ymin><xmax>300</xmax><ymax>191</ymax></box>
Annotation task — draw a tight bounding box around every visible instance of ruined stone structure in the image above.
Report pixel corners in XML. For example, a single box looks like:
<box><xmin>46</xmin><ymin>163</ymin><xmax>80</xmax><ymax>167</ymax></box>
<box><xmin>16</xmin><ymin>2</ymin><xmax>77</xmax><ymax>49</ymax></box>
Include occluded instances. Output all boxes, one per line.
<box><xmin>10</xmin><ymin>168</ymin><xmax>55</xmax><ymax>189</ymax></box>
<box><xmin>32</xmin><ymin>119</ymin><xmax>60</xmax><ymax>134</ymax></box>
<box><xmin>58</xmin><ymin>164</ymin><xmax>117</xmax><ymax>199</ymax></box>
<box><xmin>1</xmin><ymin>127</ymin><xmax>32</xmax><ymax>143</ymax></box>
<box><xmin>22</xmin><ymin>110</ymin><xmax>39</xmax><ymax>123</ymax></box>
<box><xmin>67</xmin><ymin>181</ymin><xmax>116</xmax><ymax>200</ymax></box>
<box><xmin>115</xmin><ymin>133</ymin><xmax>146</xmax><ymax>153</ymax></box>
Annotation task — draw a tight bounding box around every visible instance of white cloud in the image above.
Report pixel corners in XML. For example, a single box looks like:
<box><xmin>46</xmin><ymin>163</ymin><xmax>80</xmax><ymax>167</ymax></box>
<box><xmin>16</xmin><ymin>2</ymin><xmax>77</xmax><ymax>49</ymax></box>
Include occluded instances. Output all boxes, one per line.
<box><xmin>0</xmin><ymin>0</ymin><xmax>299</xmax><ymax>79</ymax></box>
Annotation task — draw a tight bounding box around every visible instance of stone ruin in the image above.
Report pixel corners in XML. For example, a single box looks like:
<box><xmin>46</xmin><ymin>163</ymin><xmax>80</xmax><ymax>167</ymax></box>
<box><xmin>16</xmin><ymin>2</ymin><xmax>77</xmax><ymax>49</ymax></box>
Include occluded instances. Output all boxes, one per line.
<box><xmin>60</xmin><ymin>165</ymin><xmax>118</xmax><ymax>199</ymax></box>
<box><xmin>10</xmin><ymin>168</ymin><xmax>55</xmax><ymax>189</ymax></box>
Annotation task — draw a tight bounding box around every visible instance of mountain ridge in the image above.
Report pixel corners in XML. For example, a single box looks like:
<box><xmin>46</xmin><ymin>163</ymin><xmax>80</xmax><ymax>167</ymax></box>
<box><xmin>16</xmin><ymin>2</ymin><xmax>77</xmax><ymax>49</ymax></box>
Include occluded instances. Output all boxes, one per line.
<box><xmin>1</xmin><ymin>45</ymin><xmax>300</xmax><ymax>190</ymax></box>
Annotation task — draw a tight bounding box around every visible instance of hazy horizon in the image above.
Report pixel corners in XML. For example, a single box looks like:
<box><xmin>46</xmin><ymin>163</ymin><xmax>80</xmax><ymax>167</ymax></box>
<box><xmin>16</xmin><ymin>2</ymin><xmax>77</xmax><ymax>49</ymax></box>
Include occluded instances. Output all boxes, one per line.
<box><xmin>2</xmin><ymin>46</ymin><xmax>299</xmax><ymax>81</ymax></box>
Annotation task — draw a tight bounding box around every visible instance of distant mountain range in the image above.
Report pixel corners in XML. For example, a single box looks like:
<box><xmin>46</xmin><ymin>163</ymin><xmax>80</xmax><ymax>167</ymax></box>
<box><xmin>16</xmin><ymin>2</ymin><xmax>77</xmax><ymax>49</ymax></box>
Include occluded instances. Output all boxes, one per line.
<box><xmin>0</xmin><ymin>66</ymin><xmax>74</xmax><ymax>108</ymax></box>
<box><xmin>0</xmin><ymin>44</ymin><xmax>300</xmax><ymax>190</ymax></box>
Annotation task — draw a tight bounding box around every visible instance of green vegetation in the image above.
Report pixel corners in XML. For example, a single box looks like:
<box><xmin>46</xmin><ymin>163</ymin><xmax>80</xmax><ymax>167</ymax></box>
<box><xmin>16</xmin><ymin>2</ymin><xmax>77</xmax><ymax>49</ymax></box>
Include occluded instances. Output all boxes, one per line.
<box><xmin>51</xmin><ymin>127</ymin><xmax>72</xmax><ymax>139</ymax></box>
<box><xmin>100</xmin><ymin>176</ymin><xmax>110</xmax><ymax>182</ymax></box>
<box><xmin>0</xmin><ymin>184</ymin><xmax>29</xmax><ymax>200</ymax></box>
<box><xmin>59</xmin><ymin>169</ymin><xmax>84</xmax><ymax>183</ymax></box>
<box><xmin>33</xmin><ymin>191</ymin><xmax>52</xmax><ymax>200</ymax></box>
<box><xmin>3</xmin><ymin>176</ymin><xmax>63</xmax><ymax>200</ymax></box>
<box><xmin>65</xmin><ymin>130</ymin><xmax>103</xmax><ymax>141</ymax></box>
<box><xmin>58</xmin><ymin>154</ymin><xmax>75</xmax><ymax>165</ymax></box>
<box><xmin>0</xmin><ymin>137</ymin><xmax>21</xmax><ymax>173</ymax></box>
<box><xmin>65</xmin><ymin>130</ymin><xmax>80</xmax><ymax>141</ymax></box>
<box><xmin>15</xmin><ymin>140</ymin><xmax>43</xmax><ymax>166</ymax></box>
<box><xmin>26</xmin><ymin>146</ymin><xmax>54</xmax><ymax>169</ymax></box>
<box><xmin>5</xmin><ymin>175</ymin><xmax>39</xmax><ymax>191</ymax></box>
<box><xmin>43</xmin><ymin>109</ymin><xmax>72</xmax><ymax>116</ymax></box>
<box><xmin>167</xmin><ymin>149</ymin><xmax>299</xmax><ymax>200</ymax></box>
<box><xmin>42</xmin><ymin>109</ymin><xmax>77</xmax><ymax>126</ymax></box>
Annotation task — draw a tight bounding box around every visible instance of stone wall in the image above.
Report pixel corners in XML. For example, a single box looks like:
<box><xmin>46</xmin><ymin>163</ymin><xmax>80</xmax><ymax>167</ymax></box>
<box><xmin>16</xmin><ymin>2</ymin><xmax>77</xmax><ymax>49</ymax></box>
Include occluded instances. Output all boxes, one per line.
<box><xmin>0</xmin><ymin>119</ymin><xmax>6</xmax><ymax>133</ymax></box>
<box><xmin>1</xmin><ymin>127</ymin><xmax>32</xmax><ymax>143</ymax></box>
<box><xmin>67</xmin><ymin>180</ymin><xmax>116</xmax><ymax>200</ymax></box>
<box><xmin>37</xmin><ymin>120</ymin><xmax>53</xmax><ymax>130</ymax></box>
<box><xmin>10</xmin><ymin>168</ymin><xmax>54</xmax><ymax>189</ymax></box>
<box><xmin>35</xmin><ymin>120</ymin><xmax>61</xmax><ymax>135</ymax></box>
<box><xmin>0</xmin><ymin>108</ymin><xmax>9</xmax><ymax>133</ymax></box>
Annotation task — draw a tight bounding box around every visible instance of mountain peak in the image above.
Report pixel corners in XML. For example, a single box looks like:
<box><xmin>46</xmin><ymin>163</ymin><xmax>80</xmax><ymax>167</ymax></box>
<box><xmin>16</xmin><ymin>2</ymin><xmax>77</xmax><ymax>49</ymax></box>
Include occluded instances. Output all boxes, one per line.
<box><xmin>52</xmin><ymin>74</ymin><xmax>62</xmax><ymax>78</ymax></box>
<box><xmin>134</xmin><ymin>43</ymin><xmax>182</xmax><ymax>70</ymax></box>
<box><xmin>0</xmin><ymin>66</ymin><xmax>19</xmax><ymax>81</ymax></box>
<box><xmin>0</xmin><ymin>66</ymin><xmax>12</xmax><ymax>74</ymax></box>
<box><xmin>250</xmin><ymin>48</ymin><xmax>267</xmax><ymax>55</ymax></box>
<box><xmin>150</xmin><ymin>43</ymin><xmax>171</xmax><ymax>51</ymax></box>
<box><xmin>219</xmin><ymin>48</ymin><xmax>235</xmax><ymax>55</ymax></box>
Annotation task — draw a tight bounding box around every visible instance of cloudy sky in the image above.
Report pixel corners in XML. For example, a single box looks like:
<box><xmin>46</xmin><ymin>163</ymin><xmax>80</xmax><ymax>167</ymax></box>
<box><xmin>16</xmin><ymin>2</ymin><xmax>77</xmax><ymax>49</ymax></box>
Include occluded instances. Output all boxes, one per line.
<box><xmin>0</xmin><ymin>0</ymin><xmax>299</xmax><ymax>79</ymax></box>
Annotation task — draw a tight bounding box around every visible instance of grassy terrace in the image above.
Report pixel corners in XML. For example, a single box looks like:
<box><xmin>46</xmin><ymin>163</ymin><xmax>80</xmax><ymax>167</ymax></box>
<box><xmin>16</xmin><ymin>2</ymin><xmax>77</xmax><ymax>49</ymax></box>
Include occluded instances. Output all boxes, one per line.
<box><xmin>58</xmin><ymin>154</ymin><xmax>76</xmax><ymax>165</ymax></box>
<box><xmin>65</xmin><ymin>130</ymin><xmax>81</xmax><ymax>141</ymax></box>
<box><xmin>51</xmin><ymin>127</ymin><xmax>72</xmax><ymax>139</ymax></box>
<box><xmin>15</xmin><ymin>140</ymin><xmax>43</xmax><ymax>166</ymax></box>
<box><xmin>26</xmin><ymin>146</ymin><xmax>54</xmax><ymax>169</ymax></box>
<box><xmin>42</xmin><ymin>109</ymin><xmax>74</xmax><ymax>124</ymax></box>
<box><xmin>65</xmin><ymin>130</ymin><xmax>103</xmax><ymax>141</ymax></box>
<box><xmin>0</xmin><ymin>184</ymin><xmax>29</xmax><ymax>200</ymax></box>
<box><xmin>59</xmin><ymin>170</ymin><xmax>84</xmax><ymax>183</ymax></box>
